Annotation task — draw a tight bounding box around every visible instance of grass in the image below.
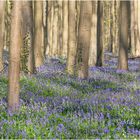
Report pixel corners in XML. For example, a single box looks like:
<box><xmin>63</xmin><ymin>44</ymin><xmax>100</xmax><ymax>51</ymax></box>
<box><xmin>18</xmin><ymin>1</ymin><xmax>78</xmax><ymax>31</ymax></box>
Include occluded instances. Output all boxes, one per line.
<box><xmin>0</xmin><ymin>57</ymin><xmax>140</xmax><ymax>139</ymax></box>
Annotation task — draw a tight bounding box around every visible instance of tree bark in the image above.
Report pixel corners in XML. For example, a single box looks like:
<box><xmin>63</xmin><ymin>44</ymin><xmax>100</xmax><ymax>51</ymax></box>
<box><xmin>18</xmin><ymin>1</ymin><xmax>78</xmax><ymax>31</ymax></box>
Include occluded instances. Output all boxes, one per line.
<box><xmin>46</xmin><ymin>1</ymin><xmax>53</xmax><ymax>56</ymax></box>
<box><xmin>66</xmin><ymin>1</ymin><xmax>77</xmax><ymax>75</ymax></box>
<box><xmin>76</xmin><ymin>1</ymin><xmax>92</xmax><ymax>79</ymax></box>
<box><xmin>22</xmin><ymin>1</ymin><xmax>35</xmax><ymax>74</ymax></box>
<box><xmin>96</xmin><ymin>1</ymin><xmax>104</xmax><ymax>67</ymax></box>
<box><xmin>0</xmin><ymin>1</ymin><xmax>5</xmax><ymax>71</ymax></box>
<box><xmin>130</xmin><ymin>0</ymin><xmax>140</xmax><ymax>57</ymax></box>
<box><xmin>89</xmin><ymin>1</ymin><xmax>97</xmax><ymax>66</ymax></box>
<box><xmin>8</xmin><ymin>1</ymin><xmax>22</xmax><ymax>112</ymax></box>
<box><xmin>43</xmin><ymin>1</ymin><xmax>47</xmax><ymax>57</ymax></box>
<box><xmin>62</xmin><ymin>1</ymin><xmax>68</xmax><ymax>58</ymax></box>
<box><xmin>34</xmin><ymin>1</ymin><xmax>44</xmax><ymax>67</ymax></box>
<box><xmin>117</xmin><ymin>1</ymin><xmax>129</xmax><ymax>70</ymax></box>
<box><xmin>52</xmin><ymin>1</ymin><xmax>59</xmax><ymax>57</ymax></box>
<box><xmin>57</xmin><ymin>1</ymin><xmax>63</xmax><ymax>56</ymax></box>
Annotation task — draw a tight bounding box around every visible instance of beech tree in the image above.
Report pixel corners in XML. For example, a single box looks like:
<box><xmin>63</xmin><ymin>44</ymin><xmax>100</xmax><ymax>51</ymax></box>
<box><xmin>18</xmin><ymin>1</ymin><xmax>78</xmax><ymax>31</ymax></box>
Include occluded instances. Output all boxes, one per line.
<box><xmin>76</xmin><ymin>1</ymin><xmax>92</xmax><ymax>79</ymax></box>
<box><xmin>118</xmin><ymin>1</ymin><xmax>129</xmax><ymax>70</ymax></box>
<box><xmin>8</xmin><ymin>1</ymin><xmax>22</xmax><ymax>112</ymax></box>
<box><xmin>52</xmin><ymin>1</ymin><xmax>59</xmax><ymax>57</ymax></box>
<box><xmin>62</xmin><ymin>1</ymin><xmax>68</xmax><ymax>58</ymax></box>
<box><xmin>130</xmin><ymin>0</ymin><xmax>140</xmax><ymax>57</ymax></box>
<box><xmin>46</xmin><ymin>1</ymin><xmax>53</xmax><ymax>56</ymax></box>
<box><xmin>96</xmin><ymin>1</ymin><xmax>104</xmax><ymax>67</ymax></box>
<box><xmin>0</xmin><ymin>1</ymin><xmax>5</xmax><ymax>71</ymax></box>
<box><xmin>89</xmin><ymin>1</ymin><xmax>97</xmax><ymax>66</ymax></box>
<box><xmin>22</xmin><ymin>1</ymin><xmax>35</xmax><ymax>74</ymax></box>
<box><xmin>34</xmin><ymin>1</ymin><xmax>44</xmax><ymax>67</ymax></box>
<box><xmin>66</xmin><ymin>1</ymin><xmax>77</xmax><ymax>75</ymax></box>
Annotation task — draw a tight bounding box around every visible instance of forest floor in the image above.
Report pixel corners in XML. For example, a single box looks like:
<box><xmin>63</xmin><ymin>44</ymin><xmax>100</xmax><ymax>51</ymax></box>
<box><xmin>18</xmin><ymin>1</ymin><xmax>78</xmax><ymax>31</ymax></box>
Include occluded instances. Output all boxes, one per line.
<box><xmin>0</xmin><ymin>52</ymin><xmax>140</xmax><ymax>139</ymax></box>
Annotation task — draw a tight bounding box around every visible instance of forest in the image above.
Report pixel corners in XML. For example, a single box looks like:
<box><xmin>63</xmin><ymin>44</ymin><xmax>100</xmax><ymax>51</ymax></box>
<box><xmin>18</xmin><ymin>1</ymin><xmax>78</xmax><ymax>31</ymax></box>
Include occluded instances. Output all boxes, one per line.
<box><xmin>0</xmin><ymin>0</ymin><xmax>140</xmax><ymax>139</ymax></box>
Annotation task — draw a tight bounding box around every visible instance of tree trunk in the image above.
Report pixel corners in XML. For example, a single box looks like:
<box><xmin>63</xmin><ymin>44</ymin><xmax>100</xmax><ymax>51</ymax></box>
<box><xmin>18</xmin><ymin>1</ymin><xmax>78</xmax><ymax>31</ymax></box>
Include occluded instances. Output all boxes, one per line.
<box><xmin>89</xmin><ymin>1</ymin><xmax>97</xmax><ymax>66</ymax></box>
<box><xmin>43</xmin><ymin>1</ymin><xmax>47</xmax><ymax>57</ymax></box>
<box><xmin>76</xmin><ymin>1</ymin><xmax>92</xmax><ymax>79</ymax></box>
<box><xmin>22</xmin><ymin>1</ymin><xmax>35</xmax><ymax>74</ymax></box>
<box><xmin>114</xmin><ymin>0</ymin><xmax>120</xmax><ymax>56</ymax></box>
<box><xmin>57</xmin><ymin>1</ymin><xmax>63</xmax><ymax>57</ymax></box>
<box><xmin>8</xmin><ymin>1</ymin><xmax>22</xmax><ymax>112</ymax></box>
<box><xmin>118</xmin><ymin>1</ymin><xmax>129</xmax><ymax>70</ymax></box>
<box><xmin>34</xmin><ymin>1</ymin><xmax>44</xmax><ymax>67</ymax></box>
<box><xmin>130</xmin><ymin>0</ymin><xmax>140</xmax><ymax>57</ymax></box>
<box><xmin>46</xmin><ymin>1</ymin><xmax>53</xmax><ymax>56</ymax></box>
<box><xmin>96</xmin><ymin>1</ymin><xmax>104</xmax><ymax>67</ymax></box>
<box><xmin>66</xmin><ymin>1</ymin><xmax>77</xmax><ymax>75</ymax></box>
<box><xmin>62</xmin><ymin>1</ymin><xmax>68</xmax><ymax>58</ymax></box>
<box><xmin>52</xmin><ymin>1</ymin><xmax>59</xmax><ymax>57</ymax></box>
<box><xmin>0</xmin><ymin>1</ymin><xmax>5</xmax><ymax>71</ymax></box>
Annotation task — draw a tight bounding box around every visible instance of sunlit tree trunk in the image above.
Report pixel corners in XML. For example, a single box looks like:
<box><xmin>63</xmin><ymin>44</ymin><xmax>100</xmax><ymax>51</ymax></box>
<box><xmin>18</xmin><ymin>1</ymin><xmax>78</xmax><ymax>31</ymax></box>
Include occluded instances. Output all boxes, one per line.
<box><xmin>0</xmin><ymin>1</ymin><xmax>5</xmax><ymax>71</ymax></box>
<box><xmin>89</xmin><ymin>1</ymin><xmax>97</xmax><ymax>66</ymax></box>
<box><xmin>118</xmin><ymin>1</ymin><xmax>129</xmax><ymax>70</ymax></box>
<box><xmin>114</xmin><ymin>1</ymin><xmax>120</xmax><ymax>56</ymax></box>
<box><xmin>57</xmin><ymin>1</ymin><xmax>63</xmax><ymax>56</ymax></box>
<box><xmin>46</xmin><ymin>1</ymin><xmax>53</xmax><ymax>56</ymax></box>
<box><xmin>43</xmin><ymin>1</ymin><xmax>47</xmax><ymax>57</ymax></box>
<box><xmin>52</xmin><ymin>1</ymin><xmax>59</xmax><ymax>57</ymax></box>
<box><xmin>96</xmin><ymin>1</ymin><xmax>104</xmax><ymax>67</ymax></box>
<box><xmin>8</xmin><ymin>1</ymin><xmax>22</xmax><ymax>112</ymax></box>
<box><xmin>62</xmin><ymin>1</ymin><xmax>68</xmax><ymax>58</ymax></box>
<box><xmin>34</xmin><ymin>1</ymin><xmax>44</xmax><ymax>67</ymax></box>
<box><xmin>110</xmin><ymin>1</ymin><xmax>115</xmax><ymax>53</ymax></box>
<box><xmin>130</xmin><ymin>0</ymin><xmax>140</xmax><ymax>57</ymax></box>
<box><xmin>22</xmin><ymin>1</ymin><xmax>35</xmax><ymax>74</ymax></box>
<box><xmin>66</xmin><ymin>1</ymin><xmax>77</xmax><ymax>75</ymax></box>
<box><xmin>76</xmin><ymin>1</ymin><xmax>92</xmax><ymax>79</ymax></box>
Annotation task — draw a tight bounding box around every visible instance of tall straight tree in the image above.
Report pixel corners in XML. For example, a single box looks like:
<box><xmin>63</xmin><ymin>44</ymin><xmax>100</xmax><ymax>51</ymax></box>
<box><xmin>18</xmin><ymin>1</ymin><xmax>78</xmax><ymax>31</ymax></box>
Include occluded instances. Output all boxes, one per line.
<box><xmin>8</xmin><ymin>1</ymin><xmax>22</xmax><ymax>112</ymax></box>
<box><xmin>76</xmin><ymin>1</ymin><xmax>92</xmax><ymax>79</ymax></box>
<box><xmin>46</xmin><ymin>1</ymin><xmax>53</xmax><ymax>56</ymax></box>
<box><xmin>62</xmin><ymin>1</ymin><xmax>68</xmax><ymax>58</ymax></box>
<box><xmin>52</xmin><ymin>1</ymin><xmax>59</xmax><ymax>56</ymax></box>
<box><xmin>96</xmin><ymin>1</ymin><xmax>104</xmax><ymax>67</ymax></box>
<box><xmin>0</xmin><ymin>1</ymin><xmax>5</xmax><ymax>71</ymax></box>
<box><xmin>66</xmin><ymin>1</ymin><xmax>77</xmax><ymax>75</ymax></box>
<box><xmin>57</xmin><ymin>1</ymin><xmax>63</xmax><ymax>56</ymax></box>
<box><xmin>118</xmin><ymin>1</ymin><xmax>129</xmax><ymax>70</ymax></box>
<box><xmin>43</xmin><ymin>1</ymin><xmax>47</xmax><ymax>57</ymax></box>
<box><xmin>130</xmin><ymin>0</ymin><xmax>140</xmax><ymax>57</ymax></box>
<box><xmin>22</xmin><ymin>1</ymin><xmax>35</xmax><ymax>74</ymax></box>
<box><xmin>77</xmin><ymin>1</ymin><xmax>92</xmax><ymax>78</ymax></box>
<box><xmin>34</xmin><ymin>1</ymin><xmax>44</xmax><ymax>67</ymax></box>
<box><xmin>89</xmin><ymin>1</ymin><xmax>97</xmax><ymax>66</ymax></box>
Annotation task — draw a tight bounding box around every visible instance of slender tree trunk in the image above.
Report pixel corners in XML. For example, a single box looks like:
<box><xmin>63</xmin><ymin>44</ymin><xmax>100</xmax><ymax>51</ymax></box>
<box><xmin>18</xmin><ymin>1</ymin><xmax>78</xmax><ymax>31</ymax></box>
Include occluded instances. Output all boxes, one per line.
<box><xmin>4</xmin><ymin>0</ymin><xmax>12</xmax><ymax>51</ymax></box>
<box><xmin>110</xmin><ymin>1</ymin><xmax>116</xmax><ymax>54</ymax></box>
<box><xmin>89</xmin><ymin>1</ymin><xmax>97</xmax><ymax>66</ymax></box>
<box><xmin>130</xmin><ymin>0</ymin><xmax>140</xmax><ymax>57</ymax></box>
<box><xmin>22</xmin><ymin>1</ymin><xmax>35</xmax><ymax>74</ymax></box>
<box><xmin>0</xmin><ymin>1</ymin><xmax>5</xmax><ymax>71</ymax></box>
<box><xmin>46</xmin><ymin>1</ymin><xmax>52</xmax><ymax>56</ymax></box>
<box><xmin>114</xmin><ymin>0</ymin><xmax>120</xmax><ymax>56</ymax></box>
<box><xmin>43</xmin><ymin>1</ymin><xmax>47</xmax><ymax>57</ymax></box>
<box><xmin>34</xmin><ymin>1</ymin><xmax>44</xmax><ymax>67</ymax></box>
<box><xmin>62</xmin><ymin>1</ymin><xmax>68</xmax><ymax>58</ymax></box>
<box><xmin>76</xmin><ymin>1</ymin><xmax>92</xmax><ymax>79</ymax></box>
<box><xmin>66</xmin><ymin>1</ymin><xmax>77</xmax><ymax>75</ymax></box>
<box><xmin>96</xmin><ymin>1</ymin><xmax>104</xmax><ymax>67</ymax></box>
<box><xmin>8</xmin><ymin>1</ymin><xmax>22</xmax><ymax>112</ymax></box>
<box><xmin>118</xmin><ymin>1</ymin><xmax>129</xmax><ymax>70</ymax></box>
<box><xmin>57</xmin><ymin>1</ymin><xmax>63</xmax><ymax>56</ymax></box>
<box><xmin>52</xmin><ymin>1</ymin><xmax>59</xmax><ymax>57</ymax></box>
